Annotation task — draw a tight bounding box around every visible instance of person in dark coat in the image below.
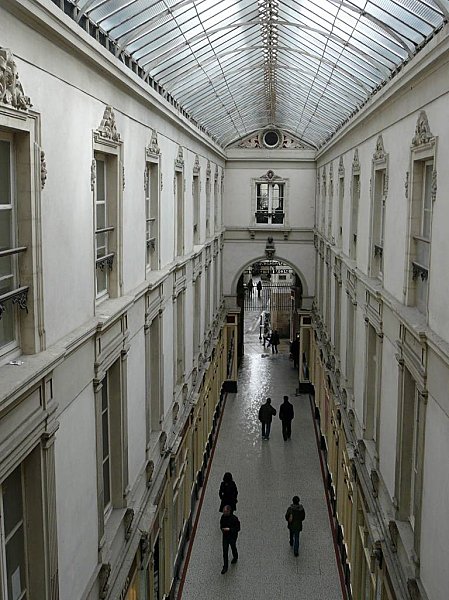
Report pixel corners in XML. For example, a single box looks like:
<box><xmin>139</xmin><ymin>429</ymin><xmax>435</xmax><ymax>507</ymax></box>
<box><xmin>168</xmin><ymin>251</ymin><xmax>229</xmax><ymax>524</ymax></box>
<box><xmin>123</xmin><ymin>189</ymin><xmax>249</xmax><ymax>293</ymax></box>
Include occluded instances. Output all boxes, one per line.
<box><xmin>285</xmin><ymin>495</ymin><xmax>305</xmax><ymax>557</ymax></box>
<box><xmin>258</xmin><ymin>397</ymin><xmax>277</xmax><ymax>440</ymax></box>
<box><xmin>220</xmin><ymin>505</ymin><xmax>240</xmax><ymax>573</ymax></box>
<box><xmin>256</xmin><ymin>280</ymin><xmax>262</xmax><ymax>298</ymax></box>
<box><xmin>279</xmin><ymin>395</ymin><xmax>294</xmax><ymax>441</ymax></box>
<box><xmin>219</xmin><ymin>472</ymin><xmax>238</xmax><ymax>512</ymax></box>
<box><xmin>247</xmin><ymin>278</ymin><xmax>254</xmax><ymax>295</ymax></box>
<box><xmin>290</xmin><ymin>335</ymin><xmax>299</xmax><ymax>369</ymax></box>
<box><xmin>270</xmin><ymin>329</ymin><xmax>280</xmax><ymax>353</ymax></box>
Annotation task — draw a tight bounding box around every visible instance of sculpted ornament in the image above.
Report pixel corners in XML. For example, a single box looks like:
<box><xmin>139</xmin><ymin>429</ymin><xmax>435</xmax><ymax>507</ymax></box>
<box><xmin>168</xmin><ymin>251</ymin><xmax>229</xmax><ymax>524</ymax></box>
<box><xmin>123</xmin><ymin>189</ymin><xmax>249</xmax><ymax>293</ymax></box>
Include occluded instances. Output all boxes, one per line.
<box><xmin>412</xmin><ymin>111</ymin><xmax>433</xmax><ymax>146</ymax></box>
<box><xmin>338</xmin><ymin>156</ymin><xmax>345</xmax><ymax>178</ymax></box>
<box><xmin>97</xmin><ymin>105</ymin><xmax>120</xmax><ymax>142</ymax></box>
<box><xmin>193</xmin><ymin>154</ymin><xmax>200</xmax><ymax>176</ymax></box>
<box><xmin>40</xmin><ymin>151</ymin><xmax>47</xmax><ymax>190</ymax></box>
<box><xmin>175</xmin><ymin>145</ymin><xmax>184</xmax><ymax>170</ymax></box>
<box><xmin>373</xmin><ymin>135</ymin><xmax>386</xmax><ymax>161</ymax></box>
<box><xmin>0</xmin><ymin>48</ymin><xmax>31</xmax><ymax>110</ymax></box>
<box><xmin>146</xmin><ymin>129</ymin><xmax>160</xmax><ymax>157</ymax></box>
<box><xmin>352</xmin><ymin>148</ymin><xmax>360</xmax><ymax>175</ymax></box>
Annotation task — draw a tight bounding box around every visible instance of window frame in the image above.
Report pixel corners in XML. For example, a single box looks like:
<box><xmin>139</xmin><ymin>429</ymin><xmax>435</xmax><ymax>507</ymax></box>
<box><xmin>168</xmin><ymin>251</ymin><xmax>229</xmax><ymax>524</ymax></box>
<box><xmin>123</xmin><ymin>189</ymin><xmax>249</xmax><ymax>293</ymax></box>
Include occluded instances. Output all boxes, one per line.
<box><xmin>252</xmin><ymin>171</ymin><xmax>288</xmax><ymax>227</ymax></box>
<box><xmin>370</xmin><ymin>137</ymin><xmax>388</xmax><ymax>280</ymax></box>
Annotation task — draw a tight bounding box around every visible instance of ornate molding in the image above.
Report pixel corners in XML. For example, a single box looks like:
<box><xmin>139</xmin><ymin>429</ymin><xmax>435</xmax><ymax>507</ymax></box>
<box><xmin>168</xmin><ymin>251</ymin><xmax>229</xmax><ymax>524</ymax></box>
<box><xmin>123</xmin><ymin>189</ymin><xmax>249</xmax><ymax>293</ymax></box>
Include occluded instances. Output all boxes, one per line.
<box><xmin>99</xmin><ymin>563</ymin><xmax>111</xmax><ymax>600</ymax></box>
<box><xmin>172</xmin><ymin>401</ymin><xmax>179</xmax><ymax>422</ymax></box>
<box><xmin>0</xmin><ymin>48</ymin><xmax>32</xmax><ymax>110</ymax></box>
<box><xmin>206</xmin><ymin>160</ymin><xmax>211</xmax><ymax>180</ymax></box>
<box><xmin>124</xmin><ymin>508</ymin><xmax>134</xmax><ymax>541</ymax></box>
<box><xmin>0</xmin><ymin>286</ymin><xmax>29</xmax><ymax>320</ymax></box>
<box><xmin>193</xmin><ymin>154</ymin><xmax>200</xmax><ymax>176</ymax></box>
<box><xmin>122</xmin><ymin>163</ymin><xmax>125</xmax><ymax>190</ymax></box>
<box><xmin>214</xmin><ymin>164</ymin><xmax>219</xmax><ymax>182</ymax></box>
<box><xmin>412</xmin><ymin>262</ymin><xmax>428</xmax><ymax>281</ymax></box>
<box><xmin>146</xmin><ymin>129</ymin><xmax>160</xmax><ymax>158</ymax></box>
<box><xmin>97</xmin><ymin>106</ymin><xmax>120</xmax><ymax>142</ymax></box>
<box><xmin>159</xmin><ymin>431</ymin><xmax>167</xmax><ymax>456</ymax></box>
<box><xmin>40</xmin><ymin>150</ymin><xmax>47</xmax><ymax>190</ymax></box>
<box><xmin>259</xmin><ymin>169</ymin><xmax>283</xmax><ymax>182</ymax></box>
<box><xmin>352</xmin><ymin>148</ymin><xmax>360</xmax><ymax>175</ymax></box>
<box><xmin>370</xmin><ymin>469</ymin><xmax>379</xmax><ymax>497</ymax></box>
<box><xmin>96</xmin><ymin>253</ymin><xmax>114</xmax><ymax>271</ymax></box>
<box><xmin>338</xmin><ymin>156</ymin><xmax>345</xmax><ymax>178</ymax></box>
<box><xmin>265</xmin><ymin>236</ymin><xmax>275</xmax><ymax>259</ymax></box>
<box><xmin>405</xmin><ymin>171</ymin><xmax>409</xmax><ymax>199</ymax></box>
<box><xmin>373</xmin><ymin>134</ymin><xmax>386</xmax><ymax>161</ymax></box>
<box><xmin>91</xmin><ymin>159</ymin><xmax>96</xmax><ymax>192</ymax></box>
<box><xmin>175</xmin><ymin>145</ymin><xmax>184</xmax><ymax>170</ymax></box>
<box><xmin>431</xmin><ymin>169</ymin><xmax>437</xmax><ymax>202</ymax></box>
<box><xmin>388</xmin><ymin>520</ymin><xmax>399</xmax><ymax>552</ymax></box>
<box><xmin>146</xmin><ymin>460</ymin><xmax>154</xmax><ymax>486</ymax></box>
<box><xmin>412</xmin><ymin>111</ymin><xmax>433</xmax><ymax>147</ymax></box>
<box><xmin>235</xmin><ymin>128</ymin><xmax>307</xmax><ymax>149</ymax></box>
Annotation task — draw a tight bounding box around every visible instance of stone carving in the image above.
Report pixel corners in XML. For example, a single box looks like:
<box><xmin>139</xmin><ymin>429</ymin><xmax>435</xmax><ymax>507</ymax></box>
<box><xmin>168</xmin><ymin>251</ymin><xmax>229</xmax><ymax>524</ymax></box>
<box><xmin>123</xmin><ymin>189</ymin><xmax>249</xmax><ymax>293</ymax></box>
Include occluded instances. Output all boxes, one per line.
<box><xmin>172</xmin><ymin>402</ymin><xmax>179</xmax><ymax>422</ymax></box>
<box><xmin>0</xmin><ymin>48</ymin><xmax>31</xmax><ymax>110</ymax></box>
<box><xmin>214</xmin><ymin>165</ymin><xmax>219</xmax><ymax>182</ymax></box>
<box><xmin>159</xmin><ymin>431</ymin><xmax>167</xmax><ymax>456</ymax></box>
<box><xmin>97</xmin><ymin>106</ymin><xmax>120</xmax><ymax>142</ymax></box>
<box><xmin>146</xmin><ymin>460</ymin><xmax>154</xmax><ymax>486</ymax></box>
<box><xmin>206</xmin><ymin>160</ymin><xmax>211</xmax><ymax>179</ymax></box>
<box><xmin>91</xmin><ymin>159</ymin><xmax>96</xmax><ymax>192</ymax></box>
<box><xmin>99</xmin><ymin>563</ymin><xmax>111</xmax><ymax>599</ymax></box>
<box><xmin>405</xmin><ymin>171</ymin><xmax>409</xmax><ymax>199</ymax></box>
<box><xmin>122</xmin><ymin>163</ymin><xmax>125</xmax><ymax>190</ymax></box>
<box><xmin>388</xmin><ymin>520</ymin><xmax>399</xmax><ymax>552</ymax></box>
<box><xmin>146</xmin><ymin>129</ymin><xmax>160</xmax><ymax>157</ymax></box>
<box><xmin>193</xmin><ymin>154</ymin><xmax>200</xmax><ymax>176</ymax></box>
<box><xmin>40</xmin><ymin>151</ymin><xmax>47</xmax><ymax>190</ymax></box>
<box><xmin>265</xmin><ymin>236</ymin><xmax>275</xmax><ymax>259</ymax></box>
<box><xmin>348</xmin><ymin>408</ymin><xmax>355</xmax><ymax>430</ymax></box>
<box><xmin>357</xmin><ymin>438</ymin><xmax>366</xmax><ymax>464</ymax></box>
<box><xmin>431</xmin><ymin>170</ymin><xmax>437</xmax><ymax>202</ymax></box>
<box><xmin>182</xmin><ymin>383</ymin><xmax>188</xmax><ymax>403</ymax></box>
<box><xmin>370</xmin><ymin>469</ymin><xmax>379</xmax><ymax>497</ymax></box>
<box><xmin>373</xmin><ymin>134</ymin><xmax>386</xmax><ymax>161</ymax></box>
<box><xmin>236</xmin><ymin>129</ymin><xmax>306</xmax><ymax>149</ymax></box>
<box><xmin>338</xmin><ymin>156</ymin><xmax>345</xmax><ymax>178</ymax></box>
<box><xmin>124</xmin><ymin>508</ymin><xmax>134</xmax><ymax>541</ymax></box>
<box><xmin>140</xmin><ymin>532</ymin><xmax>150</xmax><ymax>562</ymax></box>
<box><xmin>175</xmin><ymin>145</ymin><xmax>184</xmax><ymax>170</ymax></box>
<box><xmin>412</xmin><ymin>111</ymin><xmax>433</xmax><ymax>147</ymax></box>
<box><xmin>352</xmin><ymin>149</ymin><xmax>360</xmax><ymax>175</ymax></box>
<box><xmin>407</xmin><ymin>579</ymin><xmax>421</xmax><ymax>600</ymax></box>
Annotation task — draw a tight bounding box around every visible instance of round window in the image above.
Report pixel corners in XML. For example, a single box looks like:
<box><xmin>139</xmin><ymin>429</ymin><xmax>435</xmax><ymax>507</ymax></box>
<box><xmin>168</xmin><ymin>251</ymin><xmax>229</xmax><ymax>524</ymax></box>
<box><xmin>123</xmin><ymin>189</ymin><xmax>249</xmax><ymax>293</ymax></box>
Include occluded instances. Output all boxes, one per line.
<box><xmin>263</xmin><ymin>130</ymin><xmax>280</xmax><ymax>148</ymax></box>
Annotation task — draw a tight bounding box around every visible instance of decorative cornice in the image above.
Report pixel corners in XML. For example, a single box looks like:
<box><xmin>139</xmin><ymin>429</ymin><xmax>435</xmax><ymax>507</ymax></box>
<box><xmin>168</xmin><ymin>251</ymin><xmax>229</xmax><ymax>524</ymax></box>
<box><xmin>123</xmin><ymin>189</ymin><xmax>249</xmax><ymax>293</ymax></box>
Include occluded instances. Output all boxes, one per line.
<box><xmin>412</xmin><ymin>110</ymin><xmax>433</xmax><ymax>147</ymax></box>
<box><xmin>97</xmin><ymin>106</ymin><xmax>120</xmax><ymax>142</ymax></box>
<box><xmin>0</xmin><ymin>48</ymin><xmax>32</xmax><ymax>110</ymax></box>
<box><xmin>259</xmin><ymin>169</ymin><xmax>283</xmax><ymax>182</ymax></box>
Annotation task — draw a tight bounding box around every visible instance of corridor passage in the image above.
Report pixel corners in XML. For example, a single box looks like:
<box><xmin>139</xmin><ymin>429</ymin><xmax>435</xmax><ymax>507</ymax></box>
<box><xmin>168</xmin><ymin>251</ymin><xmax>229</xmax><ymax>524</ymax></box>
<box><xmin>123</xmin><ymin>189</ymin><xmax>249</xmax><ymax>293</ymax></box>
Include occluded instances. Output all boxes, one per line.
<box><xmin>179</xmin><ymin>324</ymin><xmax>343</xmax><ymax>600</ymax></box>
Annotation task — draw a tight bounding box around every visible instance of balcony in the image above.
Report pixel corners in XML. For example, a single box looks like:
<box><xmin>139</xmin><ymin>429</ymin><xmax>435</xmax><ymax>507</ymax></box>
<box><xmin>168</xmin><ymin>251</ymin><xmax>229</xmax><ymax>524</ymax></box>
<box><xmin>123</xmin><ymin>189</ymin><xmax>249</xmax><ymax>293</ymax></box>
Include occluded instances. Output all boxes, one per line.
<box><xmin>255</xmin><ymin>210</ymin><xmax>284</xmax><ymax>225</ymax></box>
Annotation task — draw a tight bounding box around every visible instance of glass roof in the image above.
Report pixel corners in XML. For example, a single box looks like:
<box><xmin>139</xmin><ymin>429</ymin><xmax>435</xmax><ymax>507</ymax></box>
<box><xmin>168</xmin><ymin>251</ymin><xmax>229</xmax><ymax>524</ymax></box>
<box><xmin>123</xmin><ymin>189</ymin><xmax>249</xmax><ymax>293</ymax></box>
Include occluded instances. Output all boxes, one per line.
<box><xmin>73</xmin><ymin>0</ymin><xmax>448</xmax><ymax>148</ymax></box>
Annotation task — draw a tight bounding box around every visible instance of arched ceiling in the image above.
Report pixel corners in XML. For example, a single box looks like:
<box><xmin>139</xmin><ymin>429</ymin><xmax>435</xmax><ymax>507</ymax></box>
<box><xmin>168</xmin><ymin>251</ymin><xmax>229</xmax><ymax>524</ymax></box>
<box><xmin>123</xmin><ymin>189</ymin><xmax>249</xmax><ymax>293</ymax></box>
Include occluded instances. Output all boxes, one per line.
<box><xmin>72</xmin><ymin>0</ymin><xmax>448</xmax><ymax>149</ymax></box>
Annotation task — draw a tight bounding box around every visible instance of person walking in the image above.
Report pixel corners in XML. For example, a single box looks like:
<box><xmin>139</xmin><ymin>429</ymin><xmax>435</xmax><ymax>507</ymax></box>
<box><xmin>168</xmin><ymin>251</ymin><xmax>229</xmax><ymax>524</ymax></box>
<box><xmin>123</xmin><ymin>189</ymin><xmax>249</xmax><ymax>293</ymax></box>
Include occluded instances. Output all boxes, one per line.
<box><xmin>219</xmin><ymin>472</ymin><xmax>238</xmax><ymax>512</ymax></box>
<box><xmin>220</xmin><ymin>505</ymin><xmax>240</xmax><ymax>573</ymax></box>
<box><xmin>285</xmin><ymin>496</ymin><xmax>306</xmax><ymax>557</ymax></box>
<box><xmin>270</xmin><ymin>329</ymin><xmax>280</xmax><ymax>354</ymax></box>
<box><xmin>258</xmin><ymin>398</ymin><xmax>277</xmax><ymax>440</ymax></box>
<box><xmin>247</xmin><ymin>278</ymin><xmax>254</xmax><ymax>296</ymax></box>
<box><xmin>279</xmin><ymin>395</ymin><xmax>294</xmax><ymax>441</ymax></box>
<box><xmin>256</xmin><ymin>280</ymin><xmax>262</xmax><ymax>298</ymax></box>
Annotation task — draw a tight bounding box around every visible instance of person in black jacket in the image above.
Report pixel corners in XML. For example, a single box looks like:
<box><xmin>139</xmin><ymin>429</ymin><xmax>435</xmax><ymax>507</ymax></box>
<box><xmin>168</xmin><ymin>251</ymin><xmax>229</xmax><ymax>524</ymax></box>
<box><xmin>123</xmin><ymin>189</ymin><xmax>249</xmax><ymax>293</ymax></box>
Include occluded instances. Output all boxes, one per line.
<box><xmin>220</xmin><ymin>505</ymin><xmax>241</xmax><ymax>573</ymax></box>
<box><xmin>258</xmin><ymin>398</ymin><xmax>277</xmax><ymax>440</ymax></box>
<box><xmin>219</xmin><ymin>472</ymin><xmax>238</xmax><ymax>512</ymax></box>
<box><xmin>279</xmin><ymin>395</ymin><xmax>294</xmax><ymax>441</ymax></box>
<box><xmin>285</xmin><ymin>496</ymin><xmax>305</xmax><ymax>557</ymax></box>
<box><xmin>270</xmin><ymin>329</ymin><xmax>280</xmax><ymax>353</ymax></box>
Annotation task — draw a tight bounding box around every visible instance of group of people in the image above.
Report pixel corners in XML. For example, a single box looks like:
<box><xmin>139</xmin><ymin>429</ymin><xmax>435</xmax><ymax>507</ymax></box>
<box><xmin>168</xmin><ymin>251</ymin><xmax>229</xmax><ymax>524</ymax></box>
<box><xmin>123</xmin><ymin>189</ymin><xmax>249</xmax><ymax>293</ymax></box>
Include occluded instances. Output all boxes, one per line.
<box><xmin>218</xmin><ymin>471</ymin><xmax>306</xmax><ymax>573</ymax></box>
<box><xmin>258</xmin><ymin>396</ymin><xmax>294</xmax><ymax>441</ymax></box>
<box><xmin>263</xmin><ymin>328</ymin><xmax>280</xmax><ymax>353</ymax></box>
<box><xmin>246</xmin><ymin>278</ymin><xmax>263</xmax><ymax>298</ymax></box>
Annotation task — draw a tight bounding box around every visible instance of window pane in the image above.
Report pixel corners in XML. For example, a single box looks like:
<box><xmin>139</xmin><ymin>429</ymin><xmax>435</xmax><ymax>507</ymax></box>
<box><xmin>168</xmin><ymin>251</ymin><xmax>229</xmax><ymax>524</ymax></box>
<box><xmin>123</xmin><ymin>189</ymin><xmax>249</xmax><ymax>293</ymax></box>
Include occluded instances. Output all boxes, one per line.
<box><xmin>96</xmin><ymin>203</ymin><xmax>106</xmax><ymax>230</ymax></box>
<box><xmin>422</xmin><ymin>163</ymin><xmax>433</xmax><ymax>239</ymax></box>
<box><xmin>6</xmin><ymin>525</ymin><xmax>27</xmax><ymax>600</ymax></box>
<box><xmin>101</xmin><ymin>378</ymin><xmax>108</xmax><ymax>411</ymax></box>
<box><xmin>96</xmin><ymin>159</ymin><xmax>105</xmax><ymax>202</ymax></box>
<box><xmin>0</xmin><ymin>280</ymin><xmax>15</xmax><ymax>347</ymax></box>
<box><xmin>103</xmin><ymin>457</ymin><xmax>111</xmax><ymax>508</ymax></box>
<box><xmin>96</xmin><ymin>232</ymin><xmax>106</xmax><ymax>258</ymax></box>
<box><xmin>0</xmin><ymin>140</ymin><xmax>11</xmax><ymax>206</ymax></box>
<box><xmin>96</xmin><ymin>268</ymin><xmax>107</xmax><ymax>295</ymax></box>
<box><xmin>3</xmin><ymin>466</ymin><xmax>23</xmax><ymax>537</ymax></box>
<box><xmin>0</xmin><ymin>208</ymin><xmax>12</xmax><ymax>251</ymax></box>
<box><xmin>0</xmin><ymin>256</ymin><xmax>13</xmax><ymax>279</ymax></box>
<box><xmin>102</xmin><ymin>409</ymin><xmax>109</xmax><ymax>460</ymax></box>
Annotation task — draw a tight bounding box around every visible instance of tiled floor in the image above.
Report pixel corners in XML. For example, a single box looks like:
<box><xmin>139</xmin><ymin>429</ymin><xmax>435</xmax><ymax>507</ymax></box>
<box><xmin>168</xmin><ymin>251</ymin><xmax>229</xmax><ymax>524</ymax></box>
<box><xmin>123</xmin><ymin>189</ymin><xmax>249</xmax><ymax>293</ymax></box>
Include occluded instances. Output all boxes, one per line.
<box><xmin>179</xmin><ymin>314</ymin><xmax>343</xmax><ymax>600</ymax></box>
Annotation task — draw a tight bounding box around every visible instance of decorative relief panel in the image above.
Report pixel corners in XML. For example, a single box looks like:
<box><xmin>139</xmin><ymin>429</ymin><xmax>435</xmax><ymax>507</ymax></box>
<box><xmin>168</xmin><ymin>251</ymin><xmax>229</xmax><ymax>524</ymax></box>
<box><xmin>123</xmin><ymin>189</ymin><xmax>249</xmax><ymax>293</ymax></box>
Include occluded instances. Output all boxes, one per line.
<box><xmin>373</xmin><ymin>134</ymin><xmax>386</xmax><ymax>161</ymax></box>
<box><xmin>96</xmin><ymin>105</ymin><xmax>120</xmax><ymax>142</ymax></box>
<box><xmin>352</xmin><ymin>148</ymin><xmax>360</xmax><ymax>175</ymax></box>
<box><xmin>193</xmin><ymin>154</ymin><xmax>200</xmax><ymax>176</ymax></box>
<box><xmin>206</xmin><ymin>160</ymin><xmax>211</xmax><ymax>180</ymax></box>
<box><xmin>412</xmin><ymin>111</ymin><xmax>433</xmax><ymax>147</ymax></box>
<box><xmin>40</xmin><ymin>150</ymin><xmax>47</xmax><ymax>189</ymax></box>
<box><xmin>175</xmin><ymin>145</ymin><xmax>184</xmax><ymax>170</ymax></box>
<box><xmin>234</xmin><ymin>128</ymin><xmax>308</xmax><ymax>149</ymax></box>
<box><xmin>146</xmin><ymin>129</ymin><xmax>160</xmax><ymax>158</ymax></box>
<box><xmin>338</xmin><ymin>156</ymin><xmax>345</xmax><ymax>178</ymax></box>
<box><xmin>0</xmin><ymin>48</ymin><xmax>32</xmax><ymax>110</ymax></box>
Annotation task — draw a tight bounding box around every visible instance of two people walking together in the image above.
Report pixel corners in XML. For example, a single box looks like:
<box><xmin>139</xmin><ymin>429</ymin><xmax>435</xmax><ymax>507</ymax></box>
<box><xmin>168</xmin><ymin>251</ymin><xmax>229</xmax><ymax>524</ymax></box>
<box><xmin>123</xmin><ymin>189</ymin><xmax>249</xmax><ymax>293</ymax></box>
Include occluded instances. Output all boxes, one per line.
<box><xmin>258</xmin><ymin>396</ymin><xmax>294</xmax><ymax>441</ymax></box>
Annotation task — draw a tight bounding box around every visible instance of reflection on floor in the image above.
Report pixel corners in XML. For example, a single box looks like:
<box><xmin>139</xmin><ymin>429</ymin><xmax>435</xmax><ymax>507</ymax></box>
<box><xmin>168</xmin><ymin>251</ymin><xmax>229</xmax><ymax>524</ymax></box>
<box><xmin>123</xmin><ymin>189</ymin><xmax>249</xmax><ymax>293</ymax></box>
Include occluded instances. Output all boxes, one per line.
<box><xmin>179</xmin><ymin>325</ymin><xmax>344</xmax><ymax>600</ymax></box>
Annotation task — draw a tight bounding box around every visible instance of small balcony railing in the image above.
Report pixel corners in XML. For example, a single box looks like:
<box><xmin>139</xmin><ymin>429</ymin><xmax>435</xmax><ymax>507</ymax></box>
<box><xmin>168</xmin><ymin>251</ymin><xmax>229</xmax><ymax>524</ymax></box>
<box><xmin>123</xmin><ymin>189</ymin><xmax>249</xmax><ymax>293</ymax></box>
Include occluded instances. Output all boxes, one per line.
<box><xmin>255</xmin><ymin>210</ymin><xmax>284</xmax><ymax>225</ymax></box>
